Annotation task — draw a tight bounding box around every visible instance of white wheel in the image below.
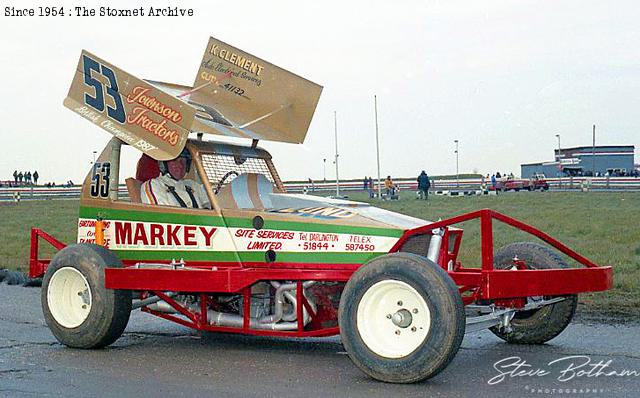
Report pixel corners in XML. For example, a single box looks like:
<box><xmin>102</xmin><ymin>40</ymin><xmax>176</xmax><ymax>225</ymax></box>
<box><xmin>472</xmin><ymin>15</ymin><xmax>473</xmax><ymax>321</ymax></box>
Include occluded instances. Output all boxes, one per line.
<box><xmin>42</xmin><ymin>244</ymin><xmax>131</xmax><ymax>348</ymax></box>
<box><xmin>357</xmin><ymin>280</ymin><xmax>431</xmax><ymax>358</ymax></box>
<box><xmin>339</xmin><ymin>253</ymin><xmax>465</xmax><ymax>383</ymax></box>
<box><xmin>47</xmin><ymin>266</ymin><xmax>92</xmax><ymax>328</ymax></box>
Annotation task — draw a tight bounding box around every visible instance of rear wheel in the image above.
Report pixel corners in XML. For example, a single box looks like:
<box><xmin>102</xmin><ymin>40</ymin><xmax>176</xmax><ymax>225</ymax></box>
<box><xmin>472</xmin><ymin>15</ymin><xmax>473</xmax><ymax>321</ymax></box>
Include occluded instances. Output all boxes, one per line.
<box><xmin>339</xmin><ymin>253</ymin><xmax>465</xmax><ymax>383</ymax></box>
<box><xmin>489</xmin><ymin>242</ymin><xmax>577</xmax><ymax>344</ymax></box>
<box><xmin>42</xmin><ymin>244</ymin><xmax>131</xmax><ymax>348</ymax></box>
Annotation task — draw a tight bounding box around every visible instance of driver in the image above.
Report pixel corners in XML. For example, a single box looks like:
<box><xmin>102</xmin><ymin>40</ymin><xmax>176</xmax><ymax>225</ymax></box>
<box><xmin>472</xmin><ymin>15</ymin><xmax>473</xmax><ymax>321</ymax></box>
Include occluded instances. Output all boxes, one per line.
<box><xmin>141</xmin><ymin>148</ymin><xmax>211</xmax><ymax>209</ymax></box>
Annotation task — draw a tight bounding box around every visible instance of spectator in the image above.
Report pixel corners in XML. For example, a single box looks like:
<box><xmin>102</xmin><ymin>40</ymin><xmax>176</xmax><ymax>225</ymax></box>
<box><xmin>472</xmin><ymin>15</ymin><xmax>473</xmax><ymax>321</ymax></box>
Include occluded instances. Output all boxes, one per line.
<box><xmin>491</xmin><ymin>174</ymin><xmax>497</xmax><ymax>190</ymax></box>
<box><xmin>496</xmin><ymin>171</ymin><xmax>501</xmax><ymax>179</ymax></box>
<box><xmin>363</xmin><ymin>176</ymin><xmax>368</xmax><ymax>190</ymax></box>
<box><xmin>417</xmin><ymin>170</ymin><xmax>430</xmax><ymax>200</ymax></box>
<box><xmin>33</xmin><ymin>171</ymin><xmax>39</xmax><ymax>185</ymax></box>
<box><xmin>384</xmin><ymin>176</ymin><xmax>396</xmax><ymax>198</ymax></box>
<box><xmin>17</xmin><ymin>172</ymin><xmax>23</xmax><ymax>183</ymax></box>
<box><xmin>26</xmin><ymin>171</ymin><xmax>31</xmax><ymax>184</ymax></box>
<box><xmin>12</xmin><ymin>170</ymin><xmax>17</xmax><ymax>184</ymax></box>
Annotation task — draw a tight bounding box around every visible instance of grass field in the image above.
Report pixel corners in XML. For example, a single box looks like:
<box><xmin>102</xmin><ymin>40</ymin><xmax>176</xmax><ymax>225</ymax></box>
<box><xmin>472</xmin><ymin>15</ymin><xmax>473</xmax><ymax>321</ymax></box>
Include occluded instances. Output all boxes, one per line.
<box><xmin>1</xmin><ymin>191</ymin><xmax>638</xmax><ymax>317</ymax></box>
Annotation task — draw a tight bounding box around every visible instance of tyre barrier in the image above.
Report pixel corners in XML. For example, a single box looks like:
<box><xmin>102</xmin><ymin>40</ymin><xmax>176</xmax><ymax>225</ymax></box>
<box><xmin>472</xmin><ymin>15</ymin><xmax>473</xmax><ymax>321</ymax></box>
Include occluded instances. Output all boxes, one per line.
<box><xmin>434</xmin><ymin>190</ymin><xmax>491</xmax><ymax>197</ymax></box>
<box><xmin>0</xmin><ymin>269</ymin><xmax>42</xmax><ymax>287</ymax></box>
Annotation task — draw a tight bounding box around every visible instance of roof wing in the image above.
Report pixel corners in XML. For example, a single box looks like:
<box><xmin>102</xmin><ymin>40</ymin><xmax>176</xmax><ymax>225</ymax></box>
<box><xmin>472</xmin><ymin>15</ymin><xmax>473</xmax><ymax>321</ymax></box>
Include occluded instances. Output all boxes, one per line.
<box><xmin>64</xmin><ymin>50</ymin><xmax>196</xmax><ymax>160</ymax></box>
<box><xmin>183</xmin><ymin>37</ymin><xmax>323</xmax><ymax>144</ymax></box>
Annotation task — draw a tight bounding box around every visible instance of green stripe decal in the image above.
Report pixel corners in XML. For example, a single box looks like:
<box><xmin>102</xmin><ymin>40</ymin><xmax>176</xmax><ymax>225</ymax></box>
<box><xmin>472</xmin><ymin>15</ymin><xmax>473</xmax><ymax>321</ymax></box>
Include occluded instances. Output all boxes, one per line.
<box><xmin>79</xmin><ymin>206</ymin><xmax>403</xmax><ymax>237</ymax></box>
<box><xmin>79</xmin><ymin>207</ymin><xmax>226</xmax><ymax>227</ymax></box>
<box><xmin>113</xmin><ymin>249</ymin><xmax>385</xmax><ymax>264</ymax></box>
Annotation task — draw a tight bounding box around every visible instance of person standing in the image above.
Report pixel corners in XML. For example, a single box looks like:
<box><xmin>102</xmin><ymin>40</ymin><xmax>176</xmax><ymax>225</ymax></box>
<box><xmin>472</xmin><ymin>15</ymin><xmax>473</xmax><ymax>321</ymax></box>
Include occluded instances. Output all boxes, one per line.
<box><xmin>13</xmin><ymin>170</ymin><xmax>18</xmax><ymax>184</ymax></box>
<box><xmin>17</xmin><ymin>171</ymin><xmax>23</xmax><ymax>184</ymax></box>
<box><xmin>491</xmin><ymin>174</ymin><xmax>497</xmax><ymax>190</ymax></box>
<box><xmin>367</xmin><ymin>176</ymin><xmax>374</xmax><ymax>198</ymax></box>
<box><xmin>417</xmin><ymin>170</ymin><xmax>431</xmax><ymax>200</ymax></box>
<box><xmin>384</xmin><ymin>176</ymin><xmax>395</xmax><ymax>198</ymax></box>
<box><xmin>33</xmin><ymin>171</ymin><xmax>39</xmax><ymax>185</ymax></box>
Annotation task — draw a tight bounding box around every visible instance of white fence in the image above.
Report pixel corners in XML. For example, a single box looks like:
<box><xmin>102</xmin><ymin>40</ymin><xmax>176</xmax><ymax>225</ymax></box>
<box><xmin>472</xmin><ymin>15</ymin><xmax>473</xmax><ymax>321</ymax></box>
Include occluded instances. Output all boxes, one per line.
<box><xmin>1</xmin><ymin>176</ymin><xmax>639</xmax><ymax>202</ymax></box>
<box><xmin>284</xmin><ymin>176</ymin><xmax>640</xmax><ymax>193</ymax></box>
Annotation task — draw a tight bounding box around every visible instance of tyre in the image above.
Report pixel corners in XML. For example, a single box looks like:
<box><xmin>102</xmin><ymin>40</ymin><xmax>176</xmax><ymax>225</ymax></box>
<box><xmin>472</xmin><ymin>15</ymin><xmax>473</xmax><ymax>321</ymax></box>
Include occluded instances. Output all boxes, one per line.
<box><xmin>339</xmin><ymin>253</ymin><xmax>465</xmax><ymax>383</ymax></box>
<box><xmin>489</xmin><ymin>242</ymin><xmax>577</xmax><ymax>344</ymax></box>
<box><xmin>42</xmin><ymin>244</ymin><xmax>132</xmax><ymax>348</ymax></box>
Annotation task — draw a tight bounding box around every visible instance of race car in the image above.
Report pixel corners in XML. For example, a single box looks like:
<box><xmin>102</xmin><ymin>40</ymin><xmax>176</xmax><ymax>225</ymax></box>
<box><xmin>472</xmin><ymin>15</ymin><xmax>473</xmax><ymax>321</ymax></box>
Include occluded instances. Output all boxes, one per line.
<box><xmin>30</xmin><ymin>37</ymin><xmax>612</xmax><ymax>384</ymax></box>
<box><xmin>491</xmin><ymin>174</ymin><xmax>549</xmax><ymax>192</ymax></box>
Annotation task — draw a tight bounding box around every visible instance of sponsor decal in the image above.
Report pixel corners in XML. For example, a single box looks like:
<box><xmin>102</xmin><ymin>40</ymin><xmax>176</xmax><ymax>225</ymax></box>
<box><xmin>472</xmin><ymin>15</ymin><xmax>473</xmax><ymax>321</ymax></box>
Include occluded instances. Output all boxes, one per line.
<box><xmin>80</xmin><ymin>54</ymin><xmax>184</xmax><ymax>148</ymax></box>
<box><xmin>207</xmin><ymin>44</ymin><xmax>264</xmax><ymax>76</ymax></box>
<box><xmin>77</xmin><ymin>219</ymin><xmax>398</xmax><ymax>255</ymax></box>
<box><xmin>78</xmin><ymin>219</ymin><xmax>216</xmax><ymax>250</ymax></box>
<box><xmin>268</xmin><ymin>207</ymin><xmax>356</xmax><ymax>219</ymax></box>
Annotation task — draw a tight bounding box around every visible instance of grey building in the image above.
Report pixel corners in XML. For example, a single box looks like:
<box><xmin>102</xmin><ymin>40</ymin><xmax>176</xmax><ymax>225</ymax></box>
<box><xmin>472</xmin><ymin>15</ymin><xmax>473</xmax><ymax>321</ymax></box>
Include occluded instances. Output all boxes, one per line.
<box><xmin>521</xmin><ymin>145</ymin><xmax>635</xmax><ymax>178</ymax></box>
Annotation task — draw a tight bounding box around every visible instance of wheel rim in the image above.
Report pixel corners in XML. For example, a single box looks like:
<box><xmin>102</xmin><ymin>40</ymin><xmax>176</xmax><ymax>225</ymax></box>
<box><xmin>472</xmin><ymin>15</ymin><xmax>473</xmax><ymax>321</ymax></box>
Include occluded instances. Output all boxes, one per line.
<box><xmin>356</xmin><ymin>280</ymin><xmax>431</xmax><ymax>358</ymax></box>
<box><xmin>47</xmin><ymin>267</ymin><xmax>92</xmax><ymax>328</ymax></box>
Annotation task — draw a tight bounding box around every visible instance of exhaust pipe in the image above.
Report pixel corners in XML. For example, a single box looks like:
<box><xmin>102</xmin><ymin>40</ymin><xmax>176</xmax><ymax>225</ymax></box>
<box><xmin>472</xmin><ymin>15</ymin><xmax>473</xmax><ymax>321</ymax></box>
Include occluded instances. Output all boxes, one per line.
<box><xmin>147</xmin><ymin>282</ymin><xmax>317</xmax><ymax>331</ymax></box>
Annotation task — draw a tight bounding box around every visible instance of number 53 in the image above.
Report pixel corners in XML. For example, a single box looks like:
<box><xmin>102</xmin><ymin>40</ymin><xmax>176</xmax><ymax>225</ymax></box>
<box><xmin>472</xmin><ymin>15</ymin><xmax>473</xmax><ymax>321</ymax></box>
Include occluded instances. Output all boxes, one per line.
<box><xmin>83</xmin><ymin>55</ymin><xmax>126</xmax><ymax>123</ymax></box>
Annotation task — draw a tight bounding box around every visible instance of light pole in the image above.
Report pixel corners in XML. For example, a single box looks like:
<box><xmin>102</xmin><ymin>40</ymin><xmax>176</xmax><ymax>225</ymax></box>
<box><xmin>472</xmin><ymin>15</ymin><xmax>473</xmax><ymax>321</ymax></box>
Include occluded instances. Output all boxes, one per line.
<box><xmin>555</xmin><ymin>134</ymin><xmax>562</xmax><ymax>189</ymax></box>
<box><xmin>323</xmin><ymin>158</ymin><xmax>326</xmax><ymax>182</ymax></box>
<box><xmin>454</xmin><ymin>140</ymin><xmax>459</xmax><ymax>188</ymax></box>
<box><xmin>592</xmin><ymin>125</ymin><xmax>596</xmax><ymax>177</ymax></box>
<box><xmin>374</xmin><ymin>95</ymin><xmax>382</xmax><ymax>199</ymax></box>
<box><xmin>334</xmin><ymin>111</ymin><xmax>340</xmax><ymax>198</ymax></box>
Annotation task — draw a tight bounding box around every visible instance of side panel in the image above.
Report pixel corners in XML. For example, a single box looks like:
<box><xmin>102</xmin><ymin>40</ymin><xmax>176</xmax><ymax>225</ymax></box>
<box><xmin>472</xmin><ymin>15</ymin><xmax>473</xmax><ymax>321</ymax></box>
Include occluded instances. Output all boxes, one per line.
<box><xmin>78</xmin><ymin>206</ymin><xmax>402</xmax><ymax>265</ymax></box>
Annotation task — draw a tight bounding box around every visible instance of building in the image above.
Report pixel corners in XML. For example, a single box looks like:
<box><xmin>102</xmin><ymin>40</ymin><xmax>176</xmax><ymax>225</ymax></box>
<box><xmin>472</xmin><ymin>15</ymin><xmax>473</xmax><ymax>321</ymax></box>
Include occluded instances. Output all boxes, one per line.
<box><xmin>521</xmin><ymin>145</ymin><xmax>635</xmax><ymax>178</ymax></box>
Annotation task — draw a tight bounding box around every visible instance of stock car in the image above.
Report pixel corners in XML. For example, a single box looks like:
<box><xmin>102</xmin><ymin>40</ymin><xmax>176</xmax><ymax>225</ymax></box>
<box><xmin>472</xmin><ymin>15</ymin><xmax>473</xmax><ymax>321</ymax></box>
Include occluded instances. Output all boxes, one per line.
<box><xmin>29</xmin><ymin>37</ymin><xmax>612</xmax><ymax>384</ymax></box>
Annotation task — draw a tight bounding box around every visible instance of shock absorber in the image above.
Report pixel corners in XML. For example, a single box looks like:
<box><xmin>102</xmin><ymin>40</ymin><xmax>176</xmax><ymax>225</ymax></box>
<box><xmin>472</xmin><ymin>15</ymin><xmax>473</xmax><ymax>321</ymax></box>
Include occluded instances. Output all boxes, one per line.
<box><xmin>427</xmin><ymin>226</ymin><xmax>444</xmax><ymax>264</ymax></box>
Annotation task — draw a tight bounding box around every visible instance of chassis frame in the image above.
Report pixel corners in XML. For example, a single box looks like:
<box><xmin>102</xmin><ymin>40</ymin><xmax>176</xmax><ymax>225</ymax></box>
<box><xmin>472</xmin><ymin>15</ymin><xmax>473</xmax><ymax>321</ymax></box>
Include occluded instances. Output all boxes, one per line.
<box><xmin>30</xmin><ymin>208</ymin><xmax>613</xmax><ymax>338</ymax></box>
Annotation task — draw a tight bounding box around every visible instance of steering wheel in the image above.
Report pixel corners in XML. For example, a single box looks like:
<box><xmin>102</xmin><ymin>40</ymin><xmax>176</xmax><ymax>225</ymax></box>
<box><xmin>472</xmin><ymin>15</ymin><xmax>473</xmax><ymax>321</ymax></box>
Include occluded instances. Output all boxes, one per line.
<box><xmin>214</xmin><ymin>171</ymin><xmax>240</xmax><ymax>194</ymax></box>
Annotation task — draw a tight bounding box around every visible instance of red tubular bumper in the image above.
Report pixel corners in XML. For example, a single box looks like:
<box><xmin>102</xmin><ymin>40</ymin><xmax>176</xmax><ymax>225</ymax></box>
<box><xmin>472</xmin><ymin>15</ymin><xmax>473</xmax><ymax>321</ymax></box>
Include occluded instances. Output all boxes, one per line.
<box><xmin>477</xmin><ymin>267</ymin><xmax>612</xmax><ymax>299</ymax></box>
<box><xmin>29</xmin><ymin>228</ymin><xmax>67</xmax><ymax>278</ymax></box>
<box><xmin>394</xmin><ymin>209</ymin><xmax>614</xmax><ymax>300</ymax></box>
<box><xmin>446</xmin><ymin>266</ymin><xmax>613</xmax><ymax>299</ymax></box>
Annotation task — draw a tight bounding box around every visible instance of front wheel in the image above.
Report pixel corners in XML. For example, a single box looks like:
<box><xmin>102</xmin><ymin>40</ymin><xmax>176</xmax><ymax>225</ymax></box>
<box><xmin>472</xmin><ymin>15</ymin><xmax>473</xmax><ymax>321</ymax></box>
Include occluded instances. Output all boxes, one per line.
<box><xmin>42</xmin><ymin>244</ymin><xmax>132</xmax><ymax>348</ymax></box>
<box><xmin>339</xmin><ymin>253</ymin><xmax>465</xmax><ymax>383</ymax></box>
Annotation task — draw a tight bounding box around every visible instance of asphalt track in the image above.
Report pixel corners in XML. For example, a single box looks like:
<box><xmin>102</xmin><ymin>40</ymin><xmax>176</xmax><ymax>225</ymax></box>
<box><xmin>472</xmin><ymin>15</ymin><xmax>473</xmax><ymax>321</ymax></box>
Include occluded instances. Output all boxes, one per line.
<box><xmin>1</xmin><ymin>284</ymin><xmax>639</xmax><ymax>397</ymax></box>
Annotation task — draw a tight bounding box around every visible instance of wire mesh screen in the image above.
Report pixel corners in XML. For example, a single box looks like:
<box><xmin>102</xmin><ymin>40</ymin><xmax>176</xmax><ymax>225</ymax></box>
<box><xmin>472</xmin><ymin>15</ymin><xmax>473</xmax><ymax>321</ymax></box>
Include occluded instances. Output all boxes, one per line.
<box><xmin>201</xmin><ymin>153</ymin><xmax>276</xmax><ymax>190</ymax></box>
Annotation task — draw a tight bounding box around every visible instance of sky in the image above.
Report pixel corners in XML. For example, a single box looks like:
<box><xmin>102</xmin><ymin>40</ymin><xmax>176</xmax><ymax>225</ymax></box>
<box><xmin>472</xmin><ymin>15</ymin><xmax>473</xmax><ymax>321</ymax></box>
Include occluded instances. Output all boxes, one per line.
<box><xmin>1</xmin><ymin>0</ymin><xmax>638</xmax><ymax>184</ymax></box>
